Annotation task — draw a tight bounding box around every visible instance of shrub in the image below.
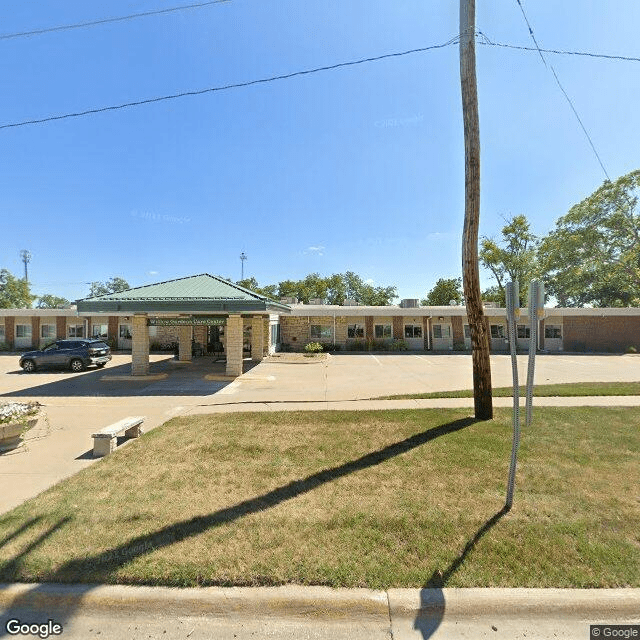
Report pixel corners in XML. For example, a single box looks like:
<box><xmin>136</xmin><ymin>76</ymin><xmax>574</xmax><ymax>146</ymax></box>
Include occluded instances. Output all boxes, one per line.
<box><xmin>0</xmin><ymin>341</ymin><xmax>10</xmax><ymax>352</ymax></box>
<box><xmin>348</xmin><ymin>340</ymin><xmax>366</xmax><ymax>352</ymax></box>
<box><xmin>626</xmin><ymin>345</ymin><xmax>637</xmax><ymax>354</ymax></box>
<box><xmin>388</xmin><ymin>339</ymin><xmax>408</xmax><ymax>351</ymax></box>
<box><xmin>304</xmin><ymin>342</ymin><xmax>324</xmax><ymax>353</ymax></box>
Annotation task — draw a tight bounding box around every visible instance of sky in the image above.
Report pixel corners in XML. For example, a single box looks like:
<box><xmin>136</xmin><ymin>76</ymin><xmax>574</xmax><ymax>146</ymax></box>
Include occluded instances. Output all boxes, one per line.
<box><xmin>1</xmin><ymin>1</ymin><xmax>639</xmax><ymax>303</ymax></box>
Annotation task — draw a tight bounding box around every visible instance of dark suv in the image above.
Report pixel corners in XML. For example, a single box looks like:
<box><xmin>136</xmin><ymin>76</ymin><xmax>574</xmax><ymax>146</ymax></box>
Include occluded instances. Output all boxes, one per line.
<box><xmin>19</xmin><ymin>339</ymin><xmax>112</xmax><ymax>373</ymax></box>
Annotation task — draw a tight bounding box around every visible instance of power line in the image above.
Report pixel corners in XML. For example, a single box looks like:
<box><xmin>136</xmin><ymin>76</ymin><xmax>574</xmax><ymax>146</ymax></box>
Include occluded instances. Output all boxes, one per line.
<box><xmin>0</xmin><ymin>0</ymin><xmax>231</xmax><ymax>41</ymax></box>
<box><xmin>0</xmin><ymin>38</ymin><xmax>460</xmax><ymax>131</ymax></box>
<box><xmin>511</xmin><ymin>0</ymin><xmax>610</xmax><ymax>180</ymax></box>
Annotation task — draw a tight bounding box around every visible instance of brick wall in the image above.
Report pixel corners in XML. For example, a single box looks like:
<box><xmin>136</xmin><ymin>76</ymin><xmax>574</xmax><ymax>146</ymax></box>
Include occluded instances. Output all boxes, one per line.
<box><xmin>563</xmin><ymin>316</ymin><xmax>640</xmax><ymax>352</ymax></box>
<box><xmin>451</xmin><ymin>316</ymin><xmax>464</xmax><ymax>349</ymax></box>
<box><xmin>392</xmin><ymin>316</ymin><xmax>403</xmax><ymax>340</ymax></box>
<box><xmin>365</xmin><ymin>316</ymin><xmax>373</xmax><ymax>340</ymax></box>
<box><xmin>5</xmin><ymin>316</ymin><xmax>14</xmax><ymax>349</ymax></box>
<box><xmin>281</xmin><ymin>316</ymin><xmax>309</xmax><ymax>350</ymax></box>
<box><xmin>31</xmin><ymin>316</ymin><xmax>40</xmax><ymax>348</ymax></box>
<box><xmin>108</xmin><ymin>316</ymin><xmax>118</xmax><ymax>343</ymax></box>
<box><xmin>56</xmin><ymin>316</ymin><xmax>66</xmax><ymax>341</ymax></box>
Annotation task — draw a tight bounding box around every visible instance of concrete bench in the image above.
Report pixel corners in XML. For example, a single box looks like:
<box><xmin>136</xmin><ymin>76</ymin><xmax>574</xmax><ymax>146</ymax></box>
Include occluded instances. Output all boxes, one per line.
<box><xmin>92</xmin><ymin>416</ymin><xmax>145</xmax><ymax>458</ymax></box>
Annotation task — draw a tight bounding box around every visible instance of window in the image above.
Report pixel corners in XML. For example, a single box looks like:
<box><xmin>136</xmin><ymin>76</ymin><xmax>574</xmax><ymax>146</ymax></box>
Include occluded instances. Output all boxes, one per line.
<box><xmin>545</xmin><ymin>325</ymin><xmax>562</xmax><ymax>339</ymax></box>
<box><xmin>68</xmin><ymin>325</ymin><xmax>84</xmax><ymax>338</ymax></box>
<box><xmin>119</xmin><ymin>325</ymin><xmax>132</xmax><ymax>339</ymax></box>
<box><xmin>92</xmin><ymin>324</ymin><xmax>108</xmax><ymax>339</ymax></box>
<box><xmin>374</xmin><ymin>324</ymin><xmax>392</xmax><ymax>339</ymax></box>
<box><xmin>347</xmin><ymin>324</ymin><xmax>364</xmax><ymax>339</ymax></box>
<box><xmin>271</xmin><ymin>323</ymin><xmax>281</xmax><ymax>345</ymax></box>
<box><xmin>432</xmin><ymin>324</ymin><xmax>450</xmax><ymax>339</ymax></box>
<box><xmin>490</xmin><ymin>324</ymin><xmax>505</xmax><ymax>339</ymax></box>
<box><xmin>517</xmin><ymin>325</ymin><xmax>531</xmax><ymax>339</ymax></box>
<box><xmin>41</xmin><ymin>324</ymin><xmax>56</xmax><ymax>339</ymax></box>
<box><xmin>16</xmin><ymin>324</ymin><xmax>32</xmax><ymax>338</ymax></box>
<box><xmin>463</xmin><ymin>324</ymin><xmax>471</xmax><ymax>339</ymax></box>
<box><xmin>404</xmin><ymin>324</ymin><xmax>423</xmax><ymax>339</ymax></box>
<box><xmin>310</xmin><ymin>325</ymin><xmax>332</xmax><ymax>340</ymax></box>
<box><xmin>0</xmin><ymin>325</ymin><xmax>5</xmax><ymax>341</ymax></box>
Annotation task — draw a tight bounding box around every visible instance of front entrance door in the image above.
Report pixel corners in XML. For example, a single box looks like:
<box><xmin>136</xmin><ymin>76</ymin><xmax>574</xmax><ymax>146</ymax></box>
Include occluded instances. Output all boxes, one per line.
<box><xmin>207</xmin><ymin>325</ymin><xmax>224</xmax><ymax>354</ymax></box>
<box><xmin>118</xmin><ymin>323</ymin><xmax>132</xmax><ymax>350</ymax></box>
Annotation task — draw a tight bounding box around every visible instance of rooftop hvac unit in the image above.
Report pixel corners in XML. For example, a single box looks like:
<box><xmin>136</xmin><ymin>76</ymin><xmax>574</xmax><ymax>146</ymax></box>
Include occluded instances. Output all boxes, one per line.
<box><xmin>400</xmin><ymin>298</ymin><xmax>419</xmax><ymax>308</ymax></box>
<box><xmin>280</xmin><ymin>297</ymin><xmax>298</xmax><ymax>304</ymax></box>
<box><xmin>483</xmin><ymin>302</ymin><xmax>499</xmax><ymax>308</ymax></box>
<box><xmin>309</xmin><ymin>298</ymin><xmax>325</xmax><ymax>305</ymax></box>
<box><xmin>342</xmin><ymin>298</ymin><xmax>359</xmax><ymax>306</ymax></box>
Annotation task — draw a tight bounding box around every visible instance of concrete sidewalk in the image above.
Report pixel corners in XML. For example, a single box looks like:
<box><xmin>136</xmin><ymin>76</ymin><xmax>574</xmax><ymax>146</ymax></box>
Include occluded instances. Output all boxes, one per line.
<box><xmin>0</xmin><ymin>583</ymin><xmax>638</xmax><ymax>639</ymax></box>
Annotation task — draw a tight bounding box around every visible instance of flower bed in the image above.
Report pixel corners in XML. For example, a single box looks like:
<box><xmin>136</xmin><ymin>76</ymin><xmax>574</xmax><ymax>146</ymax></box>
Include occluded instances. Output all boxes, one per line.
<box><xmin>0</xmin><ymin>402</ymin><xmax>40</xmax><ymax>452</ymax></box>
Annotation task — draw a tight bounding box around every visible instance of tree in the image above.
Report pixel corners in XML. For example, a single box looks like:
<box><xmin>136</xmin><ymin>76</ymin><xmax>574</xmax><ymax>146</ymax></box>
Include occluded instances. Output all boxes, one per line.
<box><xmin>89</xmin><ymin>277</ymin><xmax>130</xmax><ymax>297</ymax></box>
<box><xmin>422</xmin><ymin>278</ymin><xmax>463</xmax><ymax>306</ymax></box>
<box><xmin>0</xmin><ymin>269</ymin><xmax>36</xmax><ymax>308</ymax></box>
<box><xmin>36</xmin><ymin>294</ymin><xmax>70</xmax><ymax>309</ymax></box>
<box><xmin>480</xmin><ymin>215</ymin><xmax>539</xmax><ymax>305</ymax></box>
<box><xmin>539</xmin><ymin>169</ymin><xmax>640</xmax><ymax>307</ymax></box>
<box><xmin>236</xmin><ymin>277</ymin><xmax>278</xmax><ymax>299</ymax></box>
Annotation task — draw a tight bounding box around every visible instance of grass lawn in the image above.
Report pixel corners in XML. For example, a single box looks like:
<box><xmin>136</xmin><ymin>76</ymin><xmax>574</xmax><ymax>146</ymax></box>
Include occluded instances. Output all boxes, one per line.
<box><xmin>375</xmin><ymin>381</ymin><xmax>640</xmax><ymax>400</ymax></box>
<box><xmin>0</xmin><ymin>407</ymin><xmax>638</xmax><ymax>589</ymax></box>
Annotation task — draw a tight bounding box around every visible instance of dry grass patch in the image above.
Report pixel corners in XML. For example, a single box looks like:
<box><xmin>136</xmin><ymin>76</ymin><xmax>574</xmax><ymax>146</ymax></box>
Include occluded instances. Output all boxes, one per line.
<box><xmin>0</xmin><ymin>407</ymin><xmax>638</xmax><ymax>588</ymax></box>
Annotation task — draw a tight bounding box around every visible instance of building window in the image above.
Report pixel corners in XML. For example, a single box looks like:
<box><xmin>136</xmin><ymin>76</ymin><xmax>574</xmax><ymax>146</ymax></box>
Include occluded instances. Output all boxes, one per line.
<box><xmin>0</xmin><ymin>326</ymin><xmax>5</xmax><ymax>341</ymax></box>
<box><xmin>374</xmin><ymin>324</ymin><xmax>392</xmax><ymax>339</ymax></box>
<box><xmin>119</xmin><ymin>325</ymin><xmax>132</xmax><ymax>339</ymax></box>
<box><xmin>92</xmin><ymin>324</ymin><xmax>108</xmax><ymax>339</ymax></box>
<box><xmin>432</xmin><ymin>324</ymin><xmax>450</xmax><ymax>339</ymax></box>
<box><xmin>16</xmin><ymin>324</ymin><xmax>32</xmax><ymax>339</ymax></box>
<box><xmin>310</xmin><ymin>325</ymin><xmax>332</xmax><ymax>340</ymax></box>
<box><xmin>404</xmin><ymin>324</ymin><xmax>423</xmax><ymax>339</ymax></box>
<box><xmin>68</xmin><ymin>325</ymin><xmax>84</xmax><ymax>338</ymax></box>
<box><xmin>463</xmin><ymin>324</ymin><xmax>471</xmax><ymax>339</ymax></box>
<box><xmin>271</xmin><ymin>323</ymin><xmax>281</xmax><ymax>345</ymax></box>
<box><xmin>517</xmin><ymin>324</ymin><xmax>531</xmax><ymax>339</ymax></box>
<box><xmin>490</xmin><ymin>324</ymin><xmax>505</xmax><ymax>339</ymax></box>
<box><xmin>347</xmin><ymin>324</ymin><xmax>364</xmax><ymax>339</ymax></box>
<box><xmin>545</xmin><ymin>325</ymin><xmax>562</xmax><ymax>339</ymax></box>
<box><xmin>41</xmin><ymin>324</ymin><xmax>56</xmax><ymax>339</ymax></box>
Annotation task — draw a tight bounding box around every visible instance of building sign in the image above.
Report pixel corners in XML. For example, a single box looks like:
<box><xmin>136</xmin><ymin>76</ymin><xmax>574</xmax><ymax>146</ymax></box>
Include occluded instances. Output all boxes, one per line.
<box><xmin>147</xmin><ymin>316</ymin><xmax>226</xmax><ymax>326</ymax></box>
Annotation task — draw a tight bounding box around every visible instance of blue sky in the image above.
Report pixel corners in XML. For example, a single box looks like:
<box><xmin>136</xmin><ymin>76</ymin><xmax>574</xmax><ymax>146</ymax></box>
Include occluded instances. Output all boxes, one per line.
<box><xmin>1</xmin><ymin>1</ymin><xmax>639</xmax><ymax>303</ymax></box>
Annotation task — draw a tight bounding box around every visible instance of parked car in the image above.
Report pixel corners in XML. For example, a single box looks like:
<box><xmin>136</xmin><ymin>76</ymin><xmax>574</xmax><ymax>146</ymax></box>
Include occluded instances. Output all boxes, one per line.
<box><xmin>19</xmin><ymin>339</ymin><xmax>112</xmax><ymax>373</ymax></box>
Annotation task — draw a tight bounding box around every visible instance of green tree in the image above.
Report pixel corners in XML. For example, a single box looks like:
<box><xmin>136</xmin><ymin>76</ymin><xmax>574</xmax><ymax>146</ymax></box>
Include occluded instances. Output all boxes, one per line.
<box><xmin>539</xmin><ymin>169</ymin><xmax>640</xmax><ymax>307</ymax></box>
<box><xmin>89</xmin><ymin>277</ymin><xmax>130</xmax><ymax>297</ymax></box>
<box><xmin>480</xmin><ymin>215</ymin><xmax>539</xmax><ymax>305</ymax></box>
<box><xmin>236</xmin><ymin>277</ymin><xmax>278</xmax><ymax>299</ymax></box>
<box><xmin>36</xmin><ymin>294</ymin><xmax>70</xmax><ymax>308</ymax></box>
<box><xmin>0</xmin><ymin>269</ymin><xmax>36</xmax><ymax>308</ymax></box>
<box><xmin>422</xmin><ymin>277</ymin><xmax>463</xmax><ymax>306</ymax></box>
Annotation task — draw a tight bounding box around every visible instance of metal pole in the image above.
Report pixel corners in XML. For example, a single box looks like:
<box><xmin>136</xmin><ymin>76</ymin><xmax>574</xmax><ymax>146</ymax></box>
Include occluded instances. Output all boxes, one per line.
<box><xmin>240</xmin><ymin>252</ymin><xmax>247</xmax><ymax>280</ymax></box>
<box><xmin>525</xmin><ymin>280</ymin><xmax>542</xmax><ymax>427</ymax></box>
<box><xmin>505</xmin><ymin>281</ymin><xmax>520</xmax><ymax>510</ymax></box>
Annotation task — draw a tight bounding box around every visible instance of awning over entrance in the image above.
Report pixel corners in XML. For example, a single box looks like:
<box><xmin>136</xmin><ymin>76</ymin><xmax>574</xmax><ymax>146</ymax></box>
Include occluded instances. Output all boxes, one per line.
<box><xmin>76</xmin><ymin>274</ymin><xmax>290</xmax><ymax>377</ymax></box>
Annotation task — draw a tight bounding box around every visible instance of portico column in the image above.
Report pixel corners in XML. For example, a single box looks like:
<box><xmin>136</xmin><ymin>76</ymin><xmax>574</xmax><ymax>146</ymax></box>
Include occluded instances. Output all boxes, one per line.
<box><xmin>226</xmin><ymin>314</ymin><xmax>243</xmax><ymax>376</ymax></box>
<box><xmin>178</xmin><ymin>325</ymin><xmax>192</xmax><ymax>362</ymax></box>
<box><xmin>131</xmin><ymin>315</ymin><xmax>149</xmax><ymax>376</ymax></box>
<box><xmin>251</xmin><ymin>316</ymin><xmax>264</xmax><ymax>361</ymax></box>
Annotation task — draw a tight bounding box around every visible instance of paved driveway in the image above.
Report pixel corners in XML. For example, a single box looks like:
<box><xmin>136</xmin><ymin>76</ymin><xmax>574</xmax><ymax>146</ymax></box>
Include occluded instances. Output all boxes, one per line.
<box><xmin>1</xmin><ymin>352</ymin><xmax>638</xmax><ymax>514</ymax></box>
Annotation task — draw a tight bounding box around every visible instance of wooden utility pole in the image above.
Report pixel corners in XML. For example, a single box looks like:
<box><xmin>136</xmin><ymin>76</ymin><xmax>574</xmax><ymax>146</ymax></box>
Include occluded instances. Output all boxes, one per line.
<box><xmin>459</xmin><ymin>0</ymin><xmax>493</xmax><ymax>419</ymax></box>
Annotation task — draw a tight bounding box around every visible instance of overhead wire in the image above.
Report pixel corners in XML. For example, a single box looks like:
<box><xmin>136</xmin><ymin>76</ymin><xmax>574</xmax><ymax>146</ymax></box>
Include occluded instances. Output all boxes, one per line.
<box><xmin>0</xmin><ymin>37</ymin><xmax>460</xmax><ymax>131</ymax></box>
<box><xmin>0</xmin><ymin>0</ymin><xmax>231</xmax><ymax>41</ymax></box>
<box><xmin>511</xmin><ymin>0</ymin><xmax>610</xmax><ymax>180</ymax></box>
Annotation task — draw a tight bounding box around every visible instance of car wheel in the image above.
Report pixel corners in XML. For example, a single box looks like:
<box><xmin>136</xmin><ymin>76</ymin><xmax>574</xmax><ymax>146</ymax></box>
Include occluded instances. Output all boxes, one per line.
<box><xmin>96</xmin><ymin>363</ymin><xmax>106</xmax><ymax>368</ymax></box>
<box><xmin>21</xmin><ymin>359</ymin><xmax>36</xmax><ymax>373</ymax></box>
<box><xmin>70</xmin><ymin>358</ymin><xmax>85</xmax><ymax>373</ymax></box>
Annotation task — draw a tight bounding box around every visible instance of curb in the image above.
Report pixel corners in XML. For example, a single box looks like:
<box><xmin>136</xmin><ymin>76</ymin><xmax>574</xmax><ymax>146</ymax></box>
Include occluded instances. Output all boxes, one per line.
<box><xmin>0</xmin><ymin>585</ymin><xmax>638</xmax><ymax>621</ymax></box>
<box><xmin>100</xmin><ymin>374</ymin><xmax>168</xmax><ymax>382</ymax></box>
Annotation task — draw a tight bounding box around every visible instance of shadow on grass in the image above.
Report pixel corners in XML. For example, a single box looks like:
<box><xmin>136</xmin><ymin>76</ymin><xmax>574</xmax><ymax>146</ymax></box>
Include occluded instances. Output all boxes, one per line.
<box><xmin>0</xmin><ymin>417</ymin><xmax>476</xmax><ymax>636</ymax></box>
<box><xmin>412</xmin><ymin>505</ymin><xmax>510</xmax><ymax>639</ymax></box>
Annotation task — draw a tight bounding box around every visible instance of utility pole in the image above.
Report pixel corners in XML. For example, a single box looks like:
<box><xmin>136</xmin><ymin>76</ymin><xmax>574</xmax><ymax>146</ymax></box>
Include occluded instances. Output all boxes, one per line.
<box><xmin>239</xmin><ymin>251</ymin><xmax>247</xmax><ymax>280</ymax></box>
<box><xmin>459</xmin><ymin>0</ymin><xmax>493</xmax><ymax>419</ymax></box>
<box><xmin>19</xmin><ymin>249</ymin><xmax>32</xmax><ymax>283</ymax></box>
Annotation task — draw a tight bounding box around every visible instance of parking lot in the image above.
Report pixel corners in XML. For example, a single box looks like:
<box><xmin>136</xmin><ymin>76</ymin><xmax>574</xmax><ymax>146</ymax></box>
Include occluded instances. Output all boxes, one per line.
<box><xmin>1</xmin><ymin>351</ymin><xmax>638</xmax><ymax>514</ymax></box>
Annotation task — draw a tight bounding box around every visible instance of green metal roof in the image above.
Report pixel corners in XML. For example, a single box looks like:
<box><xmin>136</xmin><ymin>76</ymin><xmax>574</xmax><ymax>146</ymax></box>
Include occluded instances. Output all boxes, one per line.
<box><xmin>76</xmin><ymin>274</ymin><xmax>290</xmax><ymax>314</ymax></box>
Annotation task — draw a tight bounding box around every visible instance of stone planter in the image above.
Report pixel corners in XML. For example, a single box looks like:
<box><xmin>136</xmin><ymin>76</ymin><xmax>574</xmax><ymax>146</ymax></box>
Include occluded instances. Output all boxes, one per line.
<box><xmin>0</xmin><ymin>416</ymin><xmax>38</xmax><ymax>453</ymax></box>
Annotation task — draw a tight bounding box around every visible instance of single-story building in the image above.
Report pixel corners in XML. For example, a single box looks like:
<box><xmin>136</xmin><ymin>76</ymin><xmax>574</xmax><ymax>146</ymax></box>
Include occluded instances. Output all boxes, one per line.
<box><xmin>1</xmin><ymin>275</ymin><xmax>639</xmax><ymax>377</ymax></box>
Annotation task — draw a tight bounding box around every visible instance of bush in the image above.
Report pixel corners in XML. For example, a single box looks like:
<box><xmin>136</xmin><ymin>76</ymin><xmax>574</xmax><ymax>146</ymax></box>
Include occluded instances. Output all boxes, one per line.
<box><xmin>321</xmin><ymin>343</ymin><xmax>341</xmax><ymax>352</ymax></box>
<box><xmin>0</xmin><ymin>341</ymin><xmax>10</xmax><ymax>352</ymax></box>
<box><xmin>388</xmin><ymin>339</ymin><xmax>408</xmax><ymax>351</ymax></box>
<box><xmin>304</xmin><ymin>342</ymin><xmax>324</xmax><ymax>353</ymax></box>
<box><xmin>626</xmin><ymin>345</ymin><xmax>637</xmax><ymax>354</ymax></box>
<box><xmin>347</xmin><ymin>340</ymin><xmax>366</xmax><ymax>351</ymax></box>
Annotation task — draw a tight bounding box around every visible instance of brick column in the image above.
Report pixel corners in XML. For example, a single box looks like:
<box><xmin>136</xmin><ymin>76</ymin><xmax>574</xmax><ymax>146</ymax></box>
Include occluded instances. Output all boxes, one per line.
<box><xmin>131</xmin><ymin>315</ymin><xmax>149</xmax><ymax>376</ymax></box>
<box><xmin>226</xmin><ymin>314</ymin><xmax>243</xmax><ymax>376</ymax></box>
<box><xmin>108</xmin><ymin>316</ymin><xmax>118</xmax><ymax>346</ymax></box>
<box><xmin>31</xmin><ymin>316</ymin><xmax>40</xmax><ymax>348</ymax></box>
<box><xmin>392</xmin><ymin>316</ymin><xmax>403</xmax><ymax>340</ymax></box>
<box><xmin>264</xmin><ymin>318</ymin><xmax>272</xmax><ymax>354</ymax></box>
<box><xmin>251</xmin><ymin>316</ymin><xmax>264</xmax><ymax>361</ymax></box>
<box><xmin>365</xmin><ymin>316</ymin><xmax>373</xmax><ymax>341</ymax></box>
<box><xmin>423</xmin><ymin>316</ymin><xmax>431</xmax><ymax>350</ymax></box>
<box><xmin>5</xmin><ymin>317</ymin><xmax>14</xmax><ymax>349</ymax></box>
<box><xmin>56</xmin><ymin>316</ymin><xmax>66</xmax><ymax>340</ymax></box>
<box><xmin>178</xmin><ymin>325</ymin><xmax>192</xmax><ymax>362</ymax></box>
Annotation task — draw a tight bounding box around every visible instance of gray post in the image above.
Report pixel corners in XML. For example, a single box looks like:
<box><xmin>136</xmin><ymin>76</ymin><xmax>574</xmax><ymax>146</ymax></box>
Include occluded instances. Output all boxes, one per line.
<box><xmin>525</xmin><ymin>280</ymin><xmax>544</xmax><ymax>426</ymax></box>
<box><xmin>505</xmin><ymin>281</ymin><xmax>520</xmax><ymax>510</ymax></box>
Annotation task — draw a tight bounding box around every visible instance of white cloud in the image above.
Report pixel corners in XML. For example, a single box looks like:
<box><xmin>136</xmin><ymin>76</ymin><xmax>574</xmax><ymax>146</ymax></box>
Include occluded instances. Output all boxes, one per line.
<box><xmin>148</xmin><ymin>270</ymin><xmax>159</xmax><ymax>275</ymax></box>
<box><xmin>303</xmin><ymin>245</ymin><xmax>325</xmax><ymax>256</ymax></box>
<box><xmin>365</xmin><ymin>278</ymin><xmax>375</xmax><ymax>285</ymax></box>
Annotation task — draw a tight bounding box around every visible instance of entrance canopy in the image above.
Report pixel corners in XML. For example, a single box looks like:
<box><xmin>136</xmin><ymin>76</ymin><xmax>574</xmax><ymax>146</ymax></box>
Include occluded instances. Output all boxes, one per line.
<box><xmin>76</xmin><ymin>273</ymin><xmax>290</xmax><ymax>315</ymax></box>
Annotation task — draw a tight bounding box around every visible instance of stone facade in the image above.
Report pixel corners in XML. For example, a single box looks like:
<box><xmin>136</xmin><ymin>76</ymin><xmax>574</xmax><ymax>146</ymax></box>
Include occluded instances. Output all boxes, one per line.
<box><xmin>563</xmin><ymin>315</ymin><xmax>640</xmax><ymax>352</ymax></box>
<box><xmin>225</xmin><ymin>315</ymin><xmax>243</xmax><ymax>376</ymax></box>
<box><xmin>131</xmin><ymin>315</ymin><xmax>149</xmax><ymax>375</ymax></box>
